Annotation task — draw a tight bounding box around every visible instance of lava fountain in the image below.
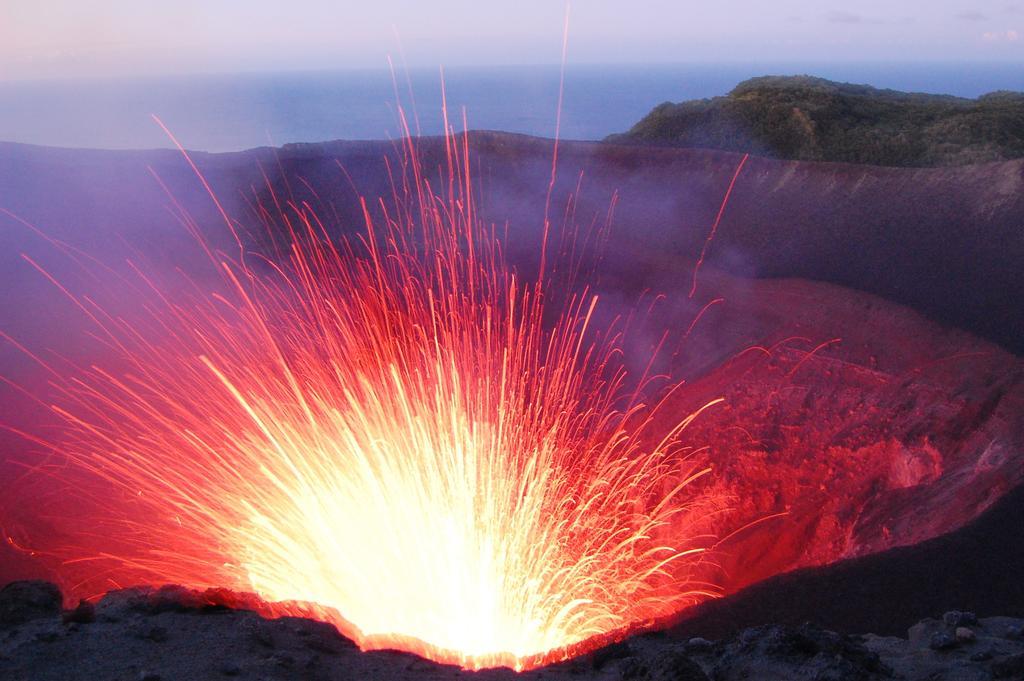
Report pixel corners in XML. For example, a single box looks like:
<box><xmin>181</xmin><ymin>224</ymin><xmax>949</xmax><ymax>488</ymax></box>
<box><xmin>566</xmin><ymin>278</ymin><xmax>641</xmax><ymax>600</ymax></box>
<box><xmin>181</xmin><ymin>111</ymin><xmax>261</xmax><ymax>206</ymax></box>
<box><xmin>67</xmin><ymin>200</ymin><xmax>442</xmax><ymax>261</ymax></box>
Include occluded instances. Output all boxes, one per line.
<box><xmin>2</xmin><ymin>122</ymin><xmax>725</xmax><ymax>670</ymax></box>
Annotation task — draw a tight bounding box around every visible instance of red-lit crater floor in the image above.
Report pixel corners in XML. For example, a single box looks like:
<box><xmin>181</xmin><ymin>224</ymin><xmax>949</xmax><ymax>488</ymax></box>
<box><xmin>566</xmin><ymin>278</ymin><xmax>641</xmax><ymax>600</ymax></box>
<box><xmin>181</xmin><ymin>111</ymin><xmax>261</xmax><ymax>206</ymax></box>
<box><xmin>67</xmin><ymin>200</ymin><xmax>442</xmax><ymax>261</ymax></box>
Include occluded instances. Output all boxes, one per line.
<box><xmin>634</xmin><ymin>266</ymin><xmax>1024</xmax><ymax>599</ymax></box>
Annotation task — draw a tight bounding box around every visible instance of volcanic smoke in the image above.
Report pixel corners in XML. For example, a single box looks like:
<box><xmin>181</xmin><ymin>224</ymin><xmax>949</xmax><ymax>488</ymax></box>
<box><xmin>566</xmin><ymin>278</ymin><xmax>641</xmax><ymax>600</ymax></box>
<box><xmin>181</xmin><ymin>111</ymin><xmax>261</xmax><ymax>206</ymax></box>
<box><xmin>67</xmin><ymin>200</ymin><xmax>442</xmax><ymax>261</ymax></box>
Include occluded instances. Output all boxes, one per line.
<box><xmin>2</xmin><ymin>121</ymin><xmax>724</xmax><ymax>670</ymax></box>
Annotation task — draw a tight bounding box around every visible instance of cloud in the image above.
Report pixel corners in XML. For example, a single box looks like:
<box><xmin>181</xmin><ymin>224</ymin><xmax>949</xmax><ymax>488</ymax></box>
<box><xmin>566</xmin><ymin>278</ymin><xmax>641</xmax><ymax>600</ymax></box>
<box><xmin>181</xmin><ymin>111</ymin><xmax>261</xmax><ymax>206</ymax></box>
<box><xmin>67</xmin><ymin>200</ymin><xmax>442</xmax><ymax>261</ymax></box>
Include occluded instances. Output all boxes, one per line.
<box><xmin>957</xmin><ymin>11</ymin><xmax>988</xmax><ymax>21</ymax></box>
<box><xmin>825</xmin><ymin>10</ymin><xmax>885</xmax><ymax>25</ymax></box>
<box><xmin>826</xmin><ymin>10</ymin><xmax>865</xmax><ymax>24</ymax></box>
<box><xmin>982</xmin><ymin>29</ymin><xmax>1021</xmax><ymax>41</ymax></box>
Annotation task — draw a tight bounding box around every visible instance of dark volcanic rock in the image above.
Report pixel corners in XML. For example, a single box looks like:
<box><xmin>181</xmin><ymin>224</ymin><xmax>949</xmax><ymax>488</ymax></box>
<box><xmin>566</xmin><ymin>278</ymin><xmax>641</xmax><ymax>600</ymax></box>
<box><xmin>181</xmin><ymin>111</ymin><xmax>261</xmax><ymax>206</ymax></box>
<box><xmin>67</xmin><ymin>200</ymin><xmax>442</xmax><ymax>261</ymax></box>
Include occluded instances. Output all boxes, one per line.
<box><xmin>929</xmin><ymin>632</ymin><xmax>956</xmax><ymax>651</ymax></box>
<box><xmin>0</xmin><ymin>581</ymin><xmax>61</xmax><ymax>626</ymax></box>
<box><xmin>944</xmin><ymin>610</ymin><xmax>979</xmax><ymax>628</ymax></box>
<box><xmin>710</xmin><ymin>623</ymin><xmax>888</xmax><ymax>680</ymax></box>
<box><xmin>870</xmin><ymin>616</ymin><xmax>1024</xmax><ymax>681</ymax></box>
<box><xmin>3</xmin><ymin>583</ymin><xmax>1020</xmax><ymax>680</ymax></box>
<box><xmin>619</xmin><ymin>646</ymin><xmax>709</xmax><ymax>680</ymax></box>
<box><xmin>62</xmin><ymin>600</ymin><xmax>96</xmax><ymax>624</ymax></box>
<box><xmin>993</xmin><ymin>653</ymin><xmax>1024</xmax><ymax>677</ymax></box>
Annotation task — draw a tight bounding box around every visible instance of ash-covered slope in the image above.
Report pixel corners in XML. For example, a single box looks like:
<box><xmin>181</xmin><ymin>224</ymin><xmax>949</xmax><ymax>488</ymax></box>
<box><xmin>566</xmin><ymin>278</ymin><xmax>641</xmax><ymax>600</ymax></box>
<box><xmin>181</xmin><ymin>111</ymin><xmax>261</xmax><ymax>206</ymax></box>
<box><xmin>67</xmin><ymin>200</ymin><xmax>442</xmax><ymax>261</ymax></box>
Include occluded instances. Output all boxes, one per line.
<box><xmin>2</xmin><ymin>133</ymin><xmax>1022</xmax><ymax>352</ymax></box>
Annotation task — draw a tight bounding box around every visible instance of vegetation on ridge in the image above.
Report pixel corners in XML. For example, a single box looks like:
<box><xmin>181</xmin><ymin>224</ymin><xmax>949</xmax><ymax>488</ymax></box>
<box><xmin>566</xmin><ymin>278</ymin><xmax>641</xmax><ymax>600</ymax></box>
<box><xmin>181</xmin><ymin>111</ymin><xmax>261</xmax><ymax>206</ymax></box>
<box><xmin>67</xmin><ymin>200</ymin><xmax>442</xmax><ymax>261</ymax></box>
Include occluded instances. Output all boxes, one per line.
<box><xmin>607</xmin><ymin>75</ymin><xmax>1024</xmax><ymax>167</ymax></box>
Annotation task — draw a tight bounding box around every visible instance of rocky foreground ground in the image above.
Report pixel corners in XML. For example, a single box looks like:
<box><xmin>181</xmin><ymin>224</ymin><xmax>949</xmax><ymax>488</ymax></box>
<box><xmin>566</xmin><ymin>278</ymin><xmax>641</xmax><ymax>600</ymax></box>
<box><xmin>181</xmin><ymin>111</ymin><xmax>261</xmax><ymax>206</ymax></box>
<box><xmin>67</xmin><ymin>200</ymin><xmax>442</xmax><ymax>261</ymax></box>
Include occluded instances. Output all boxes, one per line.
<box><xmin>2</xmin><ymin>581</ymin><xmax>1023</xmax><ymax>681</ymax></box>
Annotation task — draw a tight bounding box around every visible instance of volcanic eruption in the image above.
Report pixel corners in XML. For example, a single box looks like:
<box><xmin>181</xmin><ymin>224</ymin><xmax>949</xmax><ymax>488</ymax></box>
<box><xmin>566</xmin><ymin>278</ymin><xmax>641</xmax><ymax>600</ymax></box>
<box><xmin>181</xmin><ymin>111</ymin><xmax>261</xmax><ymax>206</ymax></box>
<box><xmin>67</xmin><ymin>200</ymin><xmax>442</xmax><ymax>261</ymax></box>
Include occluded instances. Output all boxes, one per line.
<box><xmin>5</xmin><ymin>72</ymin><xmax>1023</xmax><ymax>680</ymax></box>
<box><xmin>0</xmin><ymin>114</ymin><xmax>731</xmax><ymax>670</ymax></box>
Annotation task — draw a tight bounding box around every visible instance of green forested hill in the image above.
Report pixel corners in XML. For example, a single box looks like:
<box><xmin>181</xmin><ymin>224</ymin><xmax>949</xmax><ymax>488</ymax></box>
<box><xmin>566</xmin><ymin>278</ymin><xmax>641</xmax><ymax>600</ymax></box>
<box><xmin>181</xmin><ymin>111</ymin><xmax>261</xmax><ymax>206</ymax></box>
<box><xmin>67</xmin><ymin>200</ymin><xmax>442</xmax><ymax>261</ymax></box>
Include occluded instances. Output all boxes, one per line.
<box><xmin>607</xmin><ymin>75</ymin><xmax>1024</xmax><ymax>167</ymax></box>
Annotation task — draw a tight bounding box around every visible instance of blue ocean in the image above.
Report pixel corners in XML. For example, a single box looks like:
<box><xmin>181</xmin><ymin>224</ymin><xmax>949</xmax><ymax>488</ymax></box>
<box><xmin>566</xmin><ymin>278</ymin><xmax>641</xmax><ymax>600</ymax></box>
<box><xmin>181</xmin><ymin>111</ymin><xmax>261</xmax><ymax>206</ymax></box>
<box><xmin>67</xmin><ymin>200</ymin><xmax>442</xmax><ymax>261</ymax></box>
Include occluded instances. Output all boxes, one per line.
<box><xmin>1</xmin><ymin>62</ymin><xmax>1022</xmax><ymax>152</ymax></box>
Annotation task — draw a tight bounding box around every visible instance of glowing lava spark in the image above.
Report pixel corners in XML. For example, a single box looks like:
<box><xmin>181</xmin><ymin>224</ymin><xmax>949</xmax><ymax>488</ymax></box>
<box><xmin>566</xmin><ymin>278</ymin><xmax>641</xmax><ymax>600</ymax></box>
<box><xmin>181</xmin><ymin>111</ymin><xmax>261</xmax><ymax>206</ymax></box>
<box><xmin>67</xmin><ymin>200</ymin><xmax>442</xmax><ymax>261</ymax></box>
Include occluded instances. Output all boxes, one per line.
<box><xmin>4</xmin><ymin>124</ymin><xmax>723</xmax><ymax>670</ymax></box>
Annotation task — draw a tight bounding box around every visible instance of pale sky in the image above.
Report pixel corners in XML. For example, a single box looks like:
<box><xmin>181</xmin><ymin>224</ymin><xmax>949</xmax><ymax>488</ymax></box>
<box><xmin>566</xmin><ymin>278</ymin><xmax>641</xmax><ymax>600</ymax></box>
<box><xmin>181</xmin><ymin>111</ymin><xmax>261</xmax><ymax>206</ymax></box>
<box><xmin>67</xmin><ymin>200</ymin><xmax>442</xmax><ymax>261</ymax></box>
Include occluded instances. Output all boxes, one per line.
<box><xmin>1</xmin><ymin>1</ymin><xmax>1022</xmax><ymax>81</ymax></box>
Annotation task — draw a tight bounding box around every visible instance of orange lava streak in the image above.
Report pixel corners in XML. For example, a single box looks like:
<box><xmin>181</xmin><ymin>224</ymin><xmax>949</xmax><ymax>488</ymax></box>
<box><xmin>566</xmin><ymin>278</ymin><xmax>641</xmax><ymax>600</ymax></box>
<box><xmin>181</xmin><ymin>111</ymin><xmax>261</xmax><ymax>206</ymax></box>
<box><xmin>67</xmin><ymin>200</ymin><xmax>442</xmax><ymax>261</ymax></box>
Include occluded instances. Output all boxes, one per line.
<box><xmin>7</xmin><ymin>127</ymin><xmax>722</xmax><ymax>670</ymax></box>
<box><xmin>690</xmin><ymin>153</ymin><xmax>750</xmax><ymax>299</ymax></box>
